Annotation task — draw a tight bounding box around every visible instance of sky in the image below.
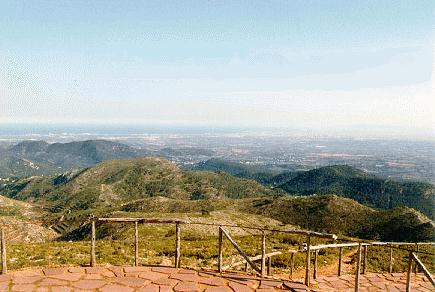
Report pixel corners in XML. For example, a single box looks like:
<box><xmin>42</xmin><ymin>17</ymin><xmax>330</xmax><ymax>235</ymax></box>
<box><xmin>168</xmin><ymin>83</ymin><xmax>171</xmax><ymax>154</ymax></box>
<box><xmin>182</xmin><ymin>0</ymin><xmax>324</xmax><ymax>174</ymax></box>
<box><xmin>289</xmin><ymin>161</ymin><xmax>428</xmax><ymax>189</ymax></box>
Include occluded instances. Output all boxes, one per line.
<box><xmin>0</xmin><ymin>0</ymin><xmax>434</xmax><ymax>138</ymax></box>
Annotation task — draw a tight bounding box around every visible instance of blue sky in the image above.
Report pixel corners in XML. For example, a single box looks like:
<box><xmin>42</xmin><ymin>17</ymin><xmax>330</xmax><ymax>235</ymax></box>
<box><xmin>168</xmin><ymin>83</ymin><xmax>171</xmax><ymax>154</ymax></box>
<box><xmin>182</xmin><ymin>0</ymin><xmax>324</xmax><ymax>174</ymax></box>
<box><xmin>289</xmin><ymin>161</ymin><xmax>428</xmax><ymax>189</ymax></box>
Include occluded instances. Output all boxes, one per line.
<box><xmin>0</xmin><ymin>0</ymin><xmax>433</xmax><ymax>137</ymax></box>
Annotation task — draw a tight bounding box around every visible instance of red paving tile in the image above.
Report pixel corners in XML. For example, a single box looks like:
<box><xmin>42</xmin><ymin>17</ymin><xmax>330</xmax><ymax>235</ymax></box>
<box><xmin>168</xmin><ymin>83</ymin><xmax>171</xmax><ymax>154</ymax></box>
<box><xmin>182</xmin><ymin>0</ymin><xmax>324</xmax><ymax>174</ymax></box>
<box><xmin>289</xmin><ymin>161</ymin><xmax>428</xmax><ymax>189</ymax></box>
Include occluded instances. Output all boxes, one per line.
<box><xmin>0</xmin><ymin>267</ymin><xmax>431</xmax><ymax>291</ymax></box>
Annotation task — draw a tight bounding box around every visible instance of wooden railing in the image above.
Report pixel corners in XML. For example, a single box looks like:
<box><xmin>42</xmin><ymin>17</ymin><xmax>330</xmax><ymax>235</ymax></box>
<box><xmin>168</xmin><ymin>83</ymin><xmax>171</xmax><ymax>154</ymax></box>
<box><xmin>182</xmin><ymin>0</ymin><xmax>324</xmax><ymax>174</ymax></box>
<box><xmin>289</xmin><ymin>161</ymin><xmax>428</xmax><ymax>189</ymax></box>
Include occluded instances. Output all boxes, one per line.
<box><xmin>304</xmin><ymin>241</ymin><xmax>435</xmax><ymax>291</ymax></box>
<box><xmin>90</xmin><ymin>216</ymin><xmax>337</xmax><ymax>279</ymax></box>
<box><xmin>406</xmin><ymin>252</ymin><xmax>435</xmax><ymax>292</ymax></box>
<box><xmin>0</xmin><ymin>217</ymin><xmax>433</xmax><ymax>292</ymax></box>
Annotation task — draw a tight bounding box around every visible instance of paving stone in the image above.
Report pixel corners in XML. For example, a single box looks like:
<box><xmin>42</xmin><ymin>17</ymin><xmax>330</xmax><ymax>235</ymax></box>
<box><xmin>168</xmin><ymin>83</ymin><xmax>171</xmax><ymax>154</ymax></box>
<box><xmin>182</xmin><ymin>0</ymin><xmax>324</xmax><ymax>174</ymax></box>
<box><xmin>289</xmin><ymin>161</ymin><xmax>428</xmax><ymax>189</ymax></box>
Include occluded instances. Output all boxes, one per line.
<box><xmin>178</xmin><ymin>269</ymin><xmax>197</xmax><ymax>275</ymax></box>
<box><xmin>10</xmin><ymin>284</ymin><xmax>38</xmax><ymax>291</ymax></box>
<box><xmin>199</xmin><ymin>276</ymin><xmax>227</xmax><ymax>286</ymax></box>
<box><xmin>68</xmin><ymin>267</ymin><xmax>85</xmax><ymax>273</ymax></box>
<box><xmin>51</xmin><ymin>287</ymin><xmax>72</xmax><ymax>292</ymax></box>
<box><xmin>12</xmin><ymin>270</ymin><xmax>43</xmax><ymax>277</ymax></box>
<box><xmin>255</xmin><ymin>289</ymin><xmax>276</xmax><ymax>292</ymax></box>
<box><xmin>0</xmin><ymin>282</ymin><xmax>9</xmax><ymax>290</ymax></box>
<box><xmin>171</xmin><ymin>272</ymin><xmax>200</xmax><ymax>282</ymax></box>
<box><xmin>159</xmin><ymin>286</ymin><xmax>172</xmax><ymax>292</ymax></box>
<box><xmin>152</xmin><ymin>267</ymin><xmax>179</xmax><ymax>274</ymax></box>
<box><xmin>39</xmin><ymin>277</ymin><xmax>68</xmax><ymax>286</ymax></box>
<box><xmin>49</xmin><ymin>272</ymin><xmax>83</xmax><ymax>281</ymax></box>
<box><xmin>84</xmin><ymin>273</ymin><xmax>104</xmax><ymax>280</ymax></box>
<box><xmin>71</xmin><ymin>279</ymin><xmax>106</xmax><ymax>289</ymax></box>
<box><xmin>174</xmin><ymin>281</ymin><xmax>200</xmax><ymax>292</ymax></box>
<box><xmin>115</xmin><ymin>276</ymin><xmax>149</xmax><ymax>287</ymax></box>
<box><xmin>140</xmin><ymin>271</ymin><xmax>170</xmax><ymax>281</ymax></box>
<box><xmin>35</xmin><ymin>287</ymin><xmax>50</xmax><ymax>292</ymax></box>
<box><xmin>12</xmin><ymin>276</ymin><xmax>43</xmax><ymax>284</ymax></box>
<box><xmin>229</xmin><ymin>281</ymin><xmax>253</xmax><ymax>292</ymax></box>
<box><xmin>100</xmin><ymin>283</ymin><xmax>135</xmax><ymax>292</ymax></box>
<box><xmin>42</xmin><ymin>267</ymin><xmax>67</xmax><ymax>276</ymax></box>
<box><xmin>259</xmin><ymin>280</ymin><xmax>282</xmax><ymax>288</ymax></box>
<box><xmin>85</xmin><ymin>267</ymin><xmax>107</xmax><ymax>274</ymax></box>
<box><xmin>124</xmin><ymin>266</ymin><xmax>151</xmax><ymax>273</ymax></box>
<box><xmin>283</xmin><ymin>281</ymin><xmax>308</xmax><ymax>290</ymax></box>
<box><xmin>0</xmin><ymin>274</ymin><xmax>11</xmax><ymax>282</ymax></box>
<box><xmin>136</xmin><ymin>284</ymin><xmax>160</xmax><ymax>292</ymax></box>
<box><xmin>153</xmin><ymin>278</ymin><xmax>179</xmax><ymax>286</ymax></box>
<box><xmin>204</xmin><ymin>286</ymin><xmax>233</xmax><ymax>292</ymax></box>
<box><xmin>108</xmin><ymin>266</ymin><xmax>124</xmax><ymax>277</ymax></box>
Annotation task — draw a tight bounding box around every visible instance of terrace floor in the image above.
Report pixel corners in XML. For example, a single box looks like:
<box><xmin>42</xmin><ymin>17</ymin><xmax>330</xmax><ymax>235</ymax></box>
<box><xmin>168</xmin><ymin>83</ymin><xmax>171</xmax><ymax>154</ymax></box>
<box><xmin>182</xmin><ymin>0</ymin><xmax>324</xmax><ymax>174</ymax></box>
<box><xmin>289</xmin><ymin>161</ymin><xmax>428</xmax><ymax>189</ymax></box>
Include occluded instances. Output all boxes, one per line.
<box><xmin>0</xmin><ymin>266</ymin><xmax>432</xmax><ymax>292</ymax></box>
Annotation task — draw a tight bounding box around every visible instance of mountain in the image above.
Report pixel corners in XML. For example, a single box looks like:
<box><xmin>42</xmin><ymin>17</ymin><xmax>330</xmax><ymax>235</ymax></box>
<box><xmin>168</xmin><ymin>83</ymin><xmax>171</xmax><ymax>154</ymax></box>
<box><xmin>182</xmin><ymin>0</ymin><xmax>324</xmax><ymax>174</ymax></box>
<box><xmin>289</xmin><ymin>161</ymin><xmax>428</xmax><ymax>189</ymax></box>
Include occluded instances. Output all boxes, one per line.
<box><xmin>0</xmin><ymin>140</ymin><xmax>149</xmax><ymax>178</ymax></box>
<box><xmin>188</xmin><ymin>158</ymin><xmax>302</xmax><ymax>186</ymax></box>
<box><xmin>276</xmin><ymin>165</ymin><xmax>435</xmax><ymax>219</ymax></box>
<box><xmin>0</xmin><ymin>194</ymin><xmax>55</xmax><ymax>243</ymax></box>
<box><xmin>0</xmin><ymin>157</ymin><xmax>273</xmax><ymax>213</ymax></box>
<box><xmin>0</xmin><ymin>157</ymin><xmax>432</xmax><ymax>242</ymax></box>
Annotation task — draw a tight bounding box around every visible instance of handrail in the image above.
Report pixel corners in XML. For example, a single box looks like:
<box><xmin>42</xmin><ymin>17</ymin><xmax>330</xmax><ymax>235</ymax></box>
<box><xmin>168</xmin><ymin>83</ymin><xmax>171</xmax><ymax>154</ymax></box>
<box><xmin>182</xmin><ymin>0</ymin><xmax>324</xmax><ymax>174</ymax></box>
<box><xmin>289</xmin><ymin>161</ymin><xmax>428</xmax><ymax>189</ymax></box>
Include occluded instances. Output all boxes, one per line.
<box><xmin>98</xmin><ymin>217</ymin><xmax>190</xmax><ymax>224</ymax></box>
<box><xmin>219</xmin><ymin>227</ymin><xmax>262</xmax><ymax>274</ymax></box>
<box><xmin>406</xmin><ymin>252</ymin><xmax>435</xmax><ymax>291</ymax></box>
<box><xmin>222</xmin><ymin>251</ymin><xmax>282</xmax><ymax>270</ymax></box>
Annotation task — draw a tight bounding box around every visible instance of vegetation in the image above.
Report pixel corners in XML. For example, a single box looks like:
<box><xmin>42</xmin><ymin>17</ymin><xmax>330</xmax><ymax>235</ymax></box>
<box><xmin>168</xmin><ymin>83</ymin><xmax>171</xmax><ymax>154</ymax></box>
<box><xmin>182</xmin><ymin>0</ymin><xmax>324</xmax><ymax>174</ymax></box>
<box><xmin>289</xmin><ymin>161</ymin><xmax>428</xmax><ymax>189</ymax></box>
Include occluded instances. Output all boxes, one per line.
<box><xmin>0</xmin><ymin>157</ymin><xmax>433</xmax><ymax>274</ymax></box>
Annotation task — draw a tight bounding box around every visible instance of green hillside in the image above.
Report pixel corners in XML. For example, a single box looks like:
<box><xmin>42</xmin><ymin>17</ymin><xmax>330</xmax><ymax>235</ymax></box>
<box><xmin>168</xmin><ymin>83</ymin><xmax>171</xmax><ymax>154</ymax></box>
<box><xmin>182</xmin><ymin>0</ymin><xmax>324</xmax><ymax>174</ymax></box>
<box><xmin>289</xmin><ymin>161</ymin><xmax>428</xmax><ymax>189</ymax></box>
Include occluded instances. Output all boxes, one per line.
<box><xmin>0</xmin><ymin>139</ymin><xmax>149</xmax><ymax>178</ymax></box>
<box><xmin>277</xmin><ymin>165</ymin><xmax>435</xmax><ymax>218</ymax></box>
<box><xmin>0</xmin><ymin>157</ymin><xmax>273</xmax><ymax>213</ymax></box>
<box><xmin>0</xmin><ymin>157</ymin><xmax>432</xmax><ymax>243</ymax></box>
<box><xmin>188</xmin><ymin>158</ymin><xmax>303</xmax><ymax>185</ymax></box>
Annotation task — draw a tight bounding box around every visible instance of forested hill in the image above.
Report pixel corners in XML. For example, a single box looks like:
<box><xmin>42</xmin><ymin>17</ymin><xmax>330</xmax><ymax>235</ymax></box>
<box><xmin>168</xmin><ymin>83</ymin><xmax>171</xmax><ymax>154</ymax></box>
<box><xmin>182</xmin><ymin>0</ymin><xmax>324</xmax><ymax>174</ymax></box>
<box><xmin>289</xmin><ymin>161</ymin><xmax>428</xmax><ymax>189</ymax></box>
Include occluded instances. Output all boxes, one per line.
<box><xmin>190</xmin><ymin>160</ymin><xmax>434</xmax><ymax>219</ymax></box>
<box><xmin>277</xmin><ymin>165</ymin><xmax>435</xmax><ymax>218</ymax></box>
<box><xmin>0</xmin><ymin>140</ymin><xmax>149</xmax><ymax>178</ymax></box>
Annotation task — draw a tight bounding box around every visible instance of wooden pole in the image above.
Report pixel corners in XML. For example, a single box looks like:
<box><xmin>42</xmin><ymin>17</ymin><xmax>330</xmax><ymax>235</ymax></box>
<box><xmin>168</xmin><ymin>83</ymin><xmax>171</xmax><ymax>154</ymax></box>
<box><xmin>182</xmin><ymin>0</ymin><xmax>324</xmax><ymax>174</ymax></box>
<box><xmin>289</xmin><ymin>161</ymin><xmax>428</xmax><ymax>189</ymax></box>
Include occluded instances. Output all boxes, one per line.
<box><xmin>1</xmin><ymin>229</ymin><xmax>6</xmax><ymax>274</ymax></box>
<box><xmin>411</xmin><ymin>252</ymin><xmax>435</xmax><ymax>286</ymax></box>
<box><xmin>175</xmin><ymin>223</ymin><xmax>181</xmax><ymax>268</ymax></box>
<box><xmin>261</xmin><ymin>231</ymin><xmax>266</xmax><ymax>277</ymax></box>
<box><xmin>290</xmin><ymin>253</ymin><xmax>294</xmax><ymax>279</ymax></box>
<box><xmin>389</xmin><ymin>246</ymin><xmax>393</xmax><ymax>273</ymax></box>
<box><xmin>313</xmin><ymin>250</ymin><xmax>318</xmax><ymax>280</ymax></box>
<box><xmin>338</xmin><ymin>247</ymin><xmax>343</xmax><ymax>276</ymax></box>
<box><xmin>406</xmin><ymin>251</ymin><xmax>412</xmax><ymax>292</ymax></box>
<box><xmin>134</xmin><ymin>221</ymin><xmax>139</xmax><ymax>267</ymax></box>
<box><xmin>90</xmin><ymin>220</ymin><xmax>96</xmax><ymax>267</ymax></box>
<box><xmin>362</xmin><ymin>245</ymin><xmax>368</xmax><ymax>274</ymax></box>
<box><xmin>267</xmin><ymin>256</ymin><xmax>272</xmax><ymax>276</ymax></box>
<box><xmin>220</xmin><ymin>227</ymin><xmax>261</xmax><ymax>273</ymax></box>
<box><xmin>354</xmin><ymin>243</ymin><xmax>362</xmax><ymax>292</ymax></box>
<box><xmin>414</xmin><ymin>243</ymin><xmax>419</xmax><ymax>274</ymax></box>
<box><xmin>305</xmin><ymin>236</ymin><xmax>311</xmax><ymax>287</ymax></box>
<box><xmin>218</xmin><ymin>227</ymin><xmax>223</xmax><ymax>273</ymax></box>
<box><xmin>244</xmin><ymin>262</ymin><xmax>248</xmax><ymax>272</ymax></box>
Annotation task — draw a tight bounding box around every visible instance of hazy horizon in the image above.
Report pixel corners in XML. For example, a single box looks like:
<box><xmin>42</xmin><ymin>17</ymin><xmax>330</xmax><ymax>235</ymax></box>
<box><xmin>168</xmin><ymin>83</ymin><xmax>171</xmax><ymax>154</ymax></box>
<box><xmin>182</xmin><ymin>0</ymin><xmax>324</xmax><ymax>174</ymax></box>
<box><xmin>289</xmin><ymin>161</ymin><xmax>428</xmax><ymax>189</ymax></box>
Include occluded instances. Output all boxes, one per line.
<box><xmin>1</xmin><ymin>1</ymin><xmax>434</xmax><ymax>138</ymax></box>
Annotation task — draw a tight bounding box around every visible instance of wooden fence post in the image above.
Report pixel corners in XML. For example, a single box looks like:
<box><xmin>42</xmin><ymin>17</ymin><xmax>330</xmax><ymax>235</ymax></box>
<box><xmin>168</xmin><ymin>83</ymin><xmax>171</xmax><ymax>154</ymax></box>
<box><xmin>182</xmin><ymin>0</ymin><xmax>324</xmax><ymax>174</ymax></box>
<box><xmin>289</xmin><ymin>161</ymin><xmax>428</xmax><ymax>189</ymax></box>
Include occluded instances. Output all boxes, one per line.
<box><xmin>289</xmin><ymin>253</ymin><xmax>294</xmax><ymax>279</ymax></box>
<box><xmin>313</xmin><ymin>250</ymin><xmax>318</xmax><ymax>280</ymax></box>
<box><xmin>175</xmin><ymin>223</ymin><xmax>181</xmax><ymax>268</ymax></box>
<box><xmin>338</xmin><ymin>247</ymin><xmax>343</xmax><ymax>276</ymax></box>
<box><xmin>261</xmin><ymin>231</ymin><xmax>266</xmax><ymax>277</ymax></box>
<box><xmin>362</xmin><ymin>245</ymin><xmax>368</xmax><ymax>274</ymax></box>
<box><xmin>134</xmin><ymin>221</ymin><xmax>139</xmax><ymax>267</ymax></box>
<box><xmin>406</xmin><ymin>251</ymin><xmax>412</xmax><ymax>292</ymax></box>
<box><xmin>304</xmin><ymin>235</ymin><xmax>311</xmax><ymax>286</ymax></box>
<box><xmin>414</xmin><ymin>243</ymin><xmax>419</xmax><ymax>274</ymax></box>
<box><xmin>218</xmin><ymin>227</ymin><xmax>223</xmax><ymax>273</ymax></box>
<box><xmin>90</xmin><ymin>220</ymin><xmax>96</xmax><ymax>267</ymax></box>
<box><xmin>354</xmin><ymin>243</ymin><xmax>362</xmax><ymax>292</ymax></box>
<box><xmin>1</xmin><ymin>229</ymin><xmax>6</xmax><ymax>274</ymax></box>
<box><xmin>267</xmin><ymin>256</ymin><xmax>272</xmax><ymax>276</ymax></box>
<box><xmin>389</xmin><ymin>246</ymin><xmax>393</xmax><ymax>273</ymax></box>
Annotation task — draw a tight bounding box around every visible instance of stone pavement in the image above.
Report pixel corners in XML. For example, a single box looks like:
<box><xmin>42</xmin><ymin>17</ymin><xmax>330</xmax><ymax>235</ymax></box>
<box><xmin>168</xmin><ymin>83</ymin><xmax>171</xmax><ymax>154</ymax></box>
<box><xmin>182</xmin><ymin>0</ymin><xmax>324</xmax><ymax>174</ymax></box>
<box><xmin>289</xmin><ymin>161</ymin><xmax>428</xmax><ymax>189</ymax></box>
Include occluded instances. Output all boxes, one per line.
<box><xmin>0</xmin><ymin>267</ymin><xmax>433</xmax><ymax>292</ymax></box>
<box><xmin>311</xmin><ymin>272</ymin><xmax>434</xmax><ymax>291</ymax></box>
<box><xmin>0</xmin><ymin>266</ymin><xmax>308</xmax><ymax>292</ymax></box>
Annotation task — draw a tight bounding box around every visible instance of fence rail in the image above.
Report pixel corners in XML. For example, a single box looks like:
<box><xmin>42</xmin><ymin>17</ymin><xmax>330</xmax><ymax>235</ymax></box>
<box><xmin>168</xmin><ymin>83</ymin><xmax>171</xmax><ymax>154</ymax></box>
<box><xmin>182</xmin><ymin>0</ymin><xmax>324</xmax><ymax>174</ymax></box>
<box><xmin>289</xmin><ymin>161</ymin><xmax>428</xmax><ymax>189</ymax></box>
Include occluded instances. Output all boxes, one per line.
<box><xmin>0</xmin><ymin>218</ymin><xmax>434</xmax><ymax>292</ymax></box>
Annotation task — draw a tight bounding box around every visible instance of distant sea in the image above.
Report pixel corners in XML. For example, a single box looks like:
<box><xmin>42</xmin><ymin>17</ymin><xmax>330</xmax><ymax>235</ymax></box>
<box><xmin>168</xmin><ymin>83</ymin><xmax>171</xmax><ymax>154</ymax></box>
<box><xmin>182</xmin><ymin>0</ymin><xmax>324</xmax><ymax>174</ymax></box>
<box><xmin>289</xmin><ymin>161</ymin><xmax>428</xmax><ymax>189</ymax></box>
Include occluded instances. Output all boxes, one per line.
<box><xmin>0</xmin><ymin>123</ymin><xmax>258</xmax><ymax>136</ymax></box>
